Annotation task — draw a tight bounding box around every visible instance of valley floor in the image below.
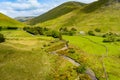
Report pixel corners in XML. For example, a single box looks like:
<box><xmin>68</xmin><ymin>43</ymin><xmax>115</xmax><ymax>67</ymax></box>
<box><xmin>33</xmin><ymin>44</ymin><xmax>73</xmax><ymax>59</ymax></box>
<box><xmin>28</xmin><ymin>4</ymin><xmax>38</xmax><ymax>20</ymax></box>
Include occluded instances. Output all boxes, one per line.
<box><xmin>0</xmin><ymin>30</ymin><xmax>120</xmax><ymax>80</ymax></box>
<box><xmin>0</xmin><ymin>30</ymin><xmax>78</xmax><ymax>80</ymax></box>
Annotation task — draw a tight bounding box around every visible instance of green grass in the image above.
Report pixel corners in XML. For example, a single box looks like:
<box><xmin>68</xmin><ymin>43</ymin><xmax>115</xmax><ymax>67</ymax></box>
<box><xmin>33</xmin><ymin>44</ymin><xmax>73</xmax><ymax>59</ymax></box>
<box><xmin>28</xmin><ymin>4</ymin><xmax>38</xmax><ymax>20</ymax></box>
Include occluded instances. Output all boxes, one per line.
<box><xmin>63</xmin><ymin>35</ymin><xmax>120</xmax><ymax>80</ymax></box>
<box><xmin>0</xmin><ymin>13</ymin><xmax>24</xmax><ymax>27</ymax></box>
<box><xmin>63</xmin><ymin>35</ymin><xmax>120</xmax><ymax>55</ymax></box>
<box><xmin>0</xmin><ymin>30</ymin><xmax>78</xmax><ymax>80</ymax></box>
<box><xmin>28</xmin><ymin>1</ymin><xmax>85</xmax><ymax>25</ymax></box>
<box><xmin>81</xmin><ymin>0</ymin><xmax>109</xmax><ymax>13</ymax></box>
<box><xmin>0</xmin><ymin>44</ymin><xmax>52</xmax><ymax>80</ymax></box>
<box><xmin>34</xmin><ymin>0</ymin><xmax>120</xmax><ymax>33</ymax></box>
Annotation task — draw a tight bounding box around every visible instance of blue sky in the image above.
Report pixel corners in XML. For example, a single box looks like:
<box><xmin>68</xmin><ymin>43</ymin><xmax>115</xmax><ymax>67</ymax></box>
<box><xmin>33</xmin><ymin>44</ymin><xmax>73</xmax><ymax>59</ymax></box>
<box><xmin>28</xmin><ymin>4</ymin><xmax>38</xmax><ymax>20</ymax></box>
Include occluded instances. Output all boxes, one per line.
<box><xmin>0</xmin><ymin>0</ymin><xmax>97</xmax><ymax>18</ymax></box>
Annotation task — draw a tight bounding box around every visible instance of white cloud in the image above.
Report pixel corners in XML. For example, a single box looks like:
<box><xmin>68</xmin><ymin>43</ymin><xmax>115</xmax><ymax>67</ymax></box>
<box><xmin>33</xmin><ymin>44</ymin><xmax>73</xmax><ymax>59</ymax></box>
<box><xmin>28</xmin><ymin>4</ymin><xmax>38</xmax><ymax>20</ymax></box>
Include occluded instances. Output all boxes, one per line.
<box><xmin>0</xmin><ymin>0</ymin><xmax>97</xmax><ymax>18</ymax></box>
<box><xmin>0</xmin><ymin>0</ymin><xmax>52</xmax><ymax>18</ymax></box>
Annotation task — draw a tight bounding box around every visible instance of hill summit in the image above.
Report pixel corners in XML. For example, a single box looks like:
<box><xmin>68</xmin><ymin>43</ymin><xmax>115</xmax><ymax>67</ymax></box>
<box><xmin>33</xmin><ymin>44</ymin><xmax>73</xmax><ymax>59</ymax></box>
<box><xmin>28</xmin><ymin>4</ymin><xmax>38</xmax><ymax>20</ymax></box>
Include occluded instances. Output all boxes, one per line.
<box><xmin>28</xmin><ymin>0</ymin><xmax>120</xmax><ymax>32</ymax></box>
<box><xmin>28</xmin><ymin>1</ymin><xmax>85</xmax><ymax>25</ymax></box>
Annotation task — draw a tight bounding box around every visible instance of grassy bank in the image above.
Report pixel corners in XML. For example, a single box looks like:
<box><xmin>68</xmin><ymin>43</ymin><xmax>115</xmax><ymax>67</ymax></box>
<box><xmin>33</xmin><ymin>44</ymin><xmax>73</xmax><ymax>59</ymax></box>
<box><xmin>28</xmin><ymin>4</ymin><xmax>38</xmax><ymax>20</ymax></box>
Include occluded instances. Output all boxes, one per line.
<box><xmin>63</xmin><ymin>35</ymin><xmax>120</xmax><ymax>80</ymax></box>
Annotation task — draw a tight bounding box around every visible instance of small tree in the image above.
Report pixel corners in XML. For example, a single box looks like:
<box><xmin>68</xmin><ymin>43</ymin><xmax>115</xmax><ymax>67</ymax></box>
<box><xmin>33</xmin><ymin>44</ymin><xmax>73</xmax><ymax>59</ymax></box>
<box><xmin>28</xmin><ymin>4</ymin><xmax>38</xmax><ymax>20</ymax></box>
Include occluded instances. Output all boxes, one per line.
<box><xmin>35</xmin><ymin>27</ymin><xmax>44</xmax><ymax>35</ymax></box>
<box><xmin>51</xmin><ymin>30</ymin><xmax>60</xmax><ymax>38</ymax></box>
<box><xmin>95</xmin><ymin>28</ymin><xmax>101</xmax><ymax>32</ymax></box>
<box><xmin>0</xmin><ymin>33</ymin><xmax>5</xmax><ymax>43</ymax></box>
<box><xmin>88</xmin><ymin>30</ymin><xmax>95</xmax><ymax>36</ymax></box>
<box><xmin>71</xmin><ymin>28</ymin><xmax>77</xmax><ymax>31</ymax></box>
<box><xmin>59</xmin><ymin>27</ymin><xmax>68</xmax><ymax>32</ymax></box>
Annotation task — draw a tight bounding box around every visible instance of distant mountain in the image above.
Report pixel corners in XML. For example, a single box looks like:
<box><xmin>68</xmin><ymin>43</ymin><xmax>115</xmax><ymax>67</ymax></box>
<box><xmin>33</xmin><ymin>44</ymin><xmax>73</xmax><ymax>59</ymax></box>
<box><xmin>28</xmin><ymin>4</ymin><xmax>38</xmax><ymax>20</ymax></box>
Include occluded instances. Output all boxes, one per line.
<box><xmin>29</xmin><ymin>0</ymin><xmax>120</xmax><ymax>32</ymax></box>
<box><xmin>0</xmin><ymin>13</ymin><xmax>24</xmax><ymax>27</ymax></box>
<box><xmin>15</xmin><ymin>16</ymin><xmax>35</xmax><ymax>22</ymax></box>
<box><xmin>27</xmin><ymin>1</ymin><xmax>86</xmax><ymax>25</ymax></box>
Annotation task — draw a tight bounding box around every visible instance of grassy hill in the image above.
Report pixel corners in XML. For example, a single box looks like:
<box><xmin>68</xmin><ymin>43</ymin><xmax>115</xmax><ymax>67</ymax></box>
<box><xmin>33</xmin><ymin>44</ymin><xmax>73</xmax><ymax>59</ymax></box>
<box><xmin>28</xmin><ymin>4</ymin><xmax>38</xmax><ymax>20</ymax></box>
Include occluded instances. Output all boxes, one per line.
<box><xmin>0</xmin><ymin>13</ymin><xmax>24</xmax><ymax>27</ymax></box>
<box><xmin>31</xmin><ymin>0</ymin><xmax>120</xmax><ymax>32</ymax></box>
<box><xmin>28</xmin><ymin>1</ymin><xmax>85</xmax><ymax>25</ymax></box>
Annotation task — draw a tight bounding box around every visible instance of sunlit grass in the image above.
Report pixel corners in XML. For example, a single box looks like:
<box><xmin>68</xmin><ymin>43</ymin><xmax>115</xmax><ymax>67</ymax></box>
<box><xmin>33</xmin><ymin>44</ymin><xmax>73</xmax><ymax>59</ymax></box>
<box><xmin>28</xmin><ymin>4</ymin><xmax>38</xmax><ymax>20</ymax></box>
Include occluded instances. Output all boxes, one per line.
<box><xmin>63</xmin><ymin>35</ymin><xmax>120</xmax><ymax>80</ymax></box>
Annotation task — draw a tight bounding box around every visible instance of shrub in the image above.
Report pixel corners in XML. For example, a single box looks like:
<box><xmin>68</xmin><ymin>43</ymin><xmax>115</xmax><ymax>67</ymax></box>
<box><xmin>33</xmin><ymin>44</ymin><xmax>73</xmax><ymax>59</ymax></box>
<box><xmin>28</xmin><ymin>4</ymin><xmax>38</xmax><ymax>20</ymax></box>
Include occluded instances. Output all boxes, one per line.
<box><xmin>71</xmin><ymin>28</ymin><xmax>77</xmax><ymax>31</ymax></box>
<box><xmin>0</xmin><ymin>33</ymin><xmax>5</xmax><ymax>43</ymax></box>
<box><xmin>103</xmin><ymin>36</ymin><xmax>116</xmax><ymax>42</ymax></box>
<box><xmin>68</xmin><ymin>31</ymin><xmax>76</xmax><ymax>36</ymax></box>
<box><xmin>51</xmin><ymin>30</ymin><xmax>60</xmax><ymax>38</ymax></box>
<box><xmin>95</xmin><ymin>28</ymin><xmax>101</xmax><ymax>32</ymax></box>
<box><xmin>7</xmin><ymin>27</ymin><xmax>18</xmax><ymax>30</ymax></box>
<box><xmin>68</xmin><ymin>48</ymin><xmax>75</xmax><ymax>53</ymax></box>
<box><xmin>59</xmin><ymin>27</ymin><xmax>68</xmax><ymax>32</ymax></box>
<box><xmin>60</xmin><ymin>27</ymin><xmax>76</xmax><ymax>36</ymax></box>
<box><xmin>103</xmin><ymin>32</ymin><xmax>119</xmax><ymax>37</ymax></box>
<box><xmin>116</xmin><ymin>38</ymin><xmax>120</xmax><ymax>42</ymax></box>
<box><xmin>88</xmin><ymin>30</ymin><xmax>95</xmax><ymax>36</ymax></box>
<box><xmin>76</xmin><ymin>65</ymin><xmax>86</xmax><ymax>74</ymax></box>
<box><xmin>0</xmin><ymin>26</ymin><xmax>2</xmax><ymax>31</ymax></box>
<box><xmin>23</xmin><ymin>26</ymin><xmax>62</xmax><ymax>39</ymax></box>
<box><xmin>23</xmin><ymin>27</ymin><xmax>36</xmax><ymax>35</ymax></box>
<box><xmin>102</xmin><ymin>32</ymin><xmax>120</xmax><ymax>43</ymax></box>
<box><xmin>44</xmin><ymin>30</ymin><xmax>53</xmax><ymax>36</ymax></box>
<box><xmin>35</xmin><ymin>27</ymin><xmax>44</xmax><ymax>35</ymax></box>
<box><xmin>43</xmin><ymin>27</ymin><xmax>49</xmax><ymax>31</ymax></box>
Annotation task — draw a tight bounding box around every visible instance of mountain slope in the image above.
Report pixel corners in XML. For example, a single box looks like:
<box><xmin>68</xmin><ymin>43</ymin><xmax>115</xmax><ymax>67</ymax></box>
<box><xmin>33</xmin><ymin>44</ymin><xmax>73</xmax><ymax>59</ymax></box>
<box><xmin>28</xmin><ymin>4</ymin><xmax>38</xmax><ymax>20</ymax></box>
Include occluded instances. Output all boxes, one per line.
<box><xmin>35</xmin><ymin>0</ymin><xmax>120</xmax><ymax>32</ymax></box>
<box><xmin>28</xmin><ymin>1</ymin><xmax>85</xmax><ymax>25</ymax></box>
<box><xmin>0</xmin><ymin>13</ymin><xmax>24</xmax><ymax>27</ymax></box>
<box><xmin>15</xmin><ymin>16</ymin><xmax>35</xmax><ymax>22</ymax></box>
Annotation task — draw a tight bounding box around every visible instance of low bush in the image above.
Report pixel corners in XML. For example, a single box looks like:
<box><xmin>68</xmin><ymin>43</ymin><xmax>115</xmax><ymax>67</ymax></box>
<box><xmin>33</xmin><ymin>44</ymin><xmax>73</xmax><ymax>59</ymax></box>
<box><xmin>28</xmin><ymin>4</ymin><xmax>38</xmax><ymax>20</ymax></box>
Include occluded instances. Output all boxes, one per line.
<box><xmin>23</xmin><ymin>26</ymin><xmax>62</xmax><ymax>39</ymax></box>
<box><xmin>68</xmin><ymin>48</ymin><xmax>75</xmax><ymax>53</ymax></box>
<box><xmin>51</xmin><ymin>30</ymin><xmax>60</xmax><ymax>38</ymax></box>
<box><xmin>102</xmin><ymin>32</ymin><xmax>120</xmax><ymax>43</ymax></box>
<box><xmin>95</xmin><ymin>28</ymin><xmax>101</xmax><ymax>32</ymax></box>
<box><xmin>7</xmin><ymin>27</ymin><xmax>18</xmax><ymax>30</ymax></box>
<box><xmin>0</xmin><ymin>26</ymin><xmax>2</xmax><ymax>31</ymax></box>
<box><xmin>88</xmin><ymin>30</ymin><xmax>95</xmax><ymax>36</ymax></box>
<box><xmin>0</xmin><ymin>33</ymin><xmax>5</xmax><ymax>43</ymax></box>
<box><xmin>71</xmin><ymin>28</ymin><xmax>77</xmax><ymax>31</ymax></box>
<box><xmin>59</xmin><ymin>27</ymin><xmax>76</xmax><ymax>36</ymax></box>
<box><xmin>76</xmin><ymin>65</ymin><xmax>86</xmax><ymax>74</ymax></box>
<box><xmin>102</xmin><ymin>32</ymin><xmax>118</xmax><ymax>38</ymax></box>
<box><xmin>68</xmin><ymin>31</ymin><xmax>76</xmax><ymax>36</ymax></box>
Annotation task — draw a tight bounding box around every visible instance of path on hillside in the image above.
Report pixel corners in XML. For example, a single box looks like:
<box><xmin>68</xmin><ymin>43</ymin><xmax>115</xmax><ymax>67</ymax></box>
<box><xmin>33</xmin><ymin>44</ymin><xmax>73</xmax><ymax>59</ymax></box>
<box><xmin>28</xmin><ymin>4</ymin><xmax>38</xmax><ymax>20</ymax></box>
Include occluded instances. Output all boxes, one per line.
<box><xmin>50</xmin><ymin>45</ymin><xmax>97</xmax><ymax>80</ymax></box>
<box><xmin>80</xmin><ymin>36</ymin><xmax>109</xmax><ymax>80</ymax></box>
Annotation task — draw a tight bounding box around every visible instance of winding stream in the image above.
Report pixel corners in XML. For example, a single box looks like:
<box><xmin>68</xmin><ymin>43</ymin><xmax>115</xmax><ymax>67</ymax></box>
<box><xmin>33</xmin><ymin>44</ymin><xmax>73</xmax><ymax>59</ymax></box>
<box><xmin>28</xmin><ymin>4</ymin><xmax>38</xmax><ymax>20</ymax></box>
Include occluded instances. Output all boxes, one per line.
<box><xmin>50</xmin><ymin>45</ymin><xmax>97</xmax><ymax>80</ymax></box>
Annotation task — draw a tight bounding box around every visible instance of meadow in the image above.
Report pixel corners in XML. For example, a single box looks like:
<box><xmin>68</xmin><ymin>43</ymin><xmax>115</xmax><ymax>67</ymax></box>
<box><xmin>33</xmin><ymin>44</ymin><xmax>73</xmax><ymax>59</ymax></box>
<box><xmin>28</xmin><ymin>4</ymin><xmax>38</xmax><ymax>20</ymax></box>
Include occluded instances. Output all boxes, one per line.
<box><xmin>0</xmin><ymin>30</ymin><xmax>78</xmax><ymax>80</ymax></box>
<box><xmin>63</xmin><ymin>35</ymin><xmax>120</xmax><ymax>80</ymax></box>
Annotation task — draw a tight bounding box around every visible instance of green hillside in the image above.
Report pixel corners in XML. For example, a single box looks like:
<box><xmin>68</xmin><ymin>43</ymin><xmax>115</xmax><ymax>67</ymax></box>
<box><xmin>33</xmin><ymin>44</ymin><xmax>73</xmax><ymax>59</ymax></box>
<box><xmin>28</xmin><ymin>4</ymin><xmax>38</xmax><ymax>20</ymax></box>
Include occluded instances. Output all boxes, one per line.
<box><xmin>28</xmin><ymin>1</ymin><xmax>85</xmax><ymax>25</ymax></box>
<box><xmin>33</xmin><ymin>0</ymin><xmax>120</xmax><ymax>32</ymax></box>
<box><xmin>0</xmin><ymin>13</ymin><xmax>24</xmax><ymax>27</ymax></box>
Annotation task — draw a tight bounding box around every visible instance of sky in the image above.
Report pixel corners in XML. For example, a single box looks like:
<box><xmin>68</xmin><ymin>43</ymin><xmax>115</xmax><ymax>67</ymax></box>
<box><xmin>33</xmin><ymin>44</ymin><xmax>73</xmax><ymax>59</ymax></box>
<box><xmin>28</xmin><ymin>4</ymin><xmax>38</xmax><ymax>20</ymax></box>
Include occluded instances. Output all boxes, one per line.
<box><xmin>0</xmin><ymin>0</ymin><xmax>97</xmax><ymax>18</ymax></box>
